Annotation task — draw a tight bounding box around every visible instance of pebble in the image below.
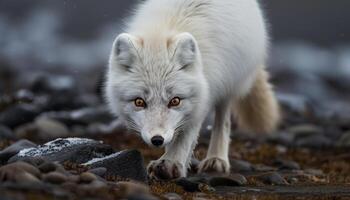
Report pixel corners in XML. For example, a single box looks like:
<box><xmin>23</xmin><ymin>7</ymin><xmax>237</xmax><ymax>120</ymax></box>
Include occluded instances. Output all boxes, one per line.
<box><xmin>337</xmin><ymin>131</ymin><xmax>350</xmax><ymax>147</ymax></box>
<box><xmin>34</xmin><ymin>117</ymin><xmax>70</xmax><ymax>140</ymax></box>
<box><xmin>230</xmin><ymin>159</ymin><xmax>253</xmax><ymax>172</ymax></box>
<box><xmin>127</xmin><ymin>194</ymin><xmax>159</xmax><ymax>200</ymax></box>
<box><xmin>42</xmin><ymin>171</ymin><xmax>68</xmax><ymax>184</ymax></box>
<box><xmin>0</xmin><ymin>104</ymin><xmax>41</xmax><ymax>129</ymax></box>
<box><xmin>0</xmin><ymin>124</ymin><xmax>15</xmax><ymax>140</ymax></box>
<box><xmin>0</xmin><ymin>161</ymin><xmax>41</xmax><ymax>183</ymax></box>
<box><xmin>88</xmin><ymin>167</ymin><xmax>107</xmax><ymax>177</ymax></box>
<box><xmin>79</xmin><ymin>172</ymin><xmax>98</xmax><ymax>183</ymax></box>
<box><xmin>253</xmin><ymin>164</ymin><xmax>276</xmax><ymax>172</ymax></box>
<box><xmin>257</xmin><ymin>172</ymin><xmax>288</xmax><ymax>186</ymax></box>
<box><xmin>175</xmin><ymin>178</ymin><xmax>214</xmax><ymax>193</ymax></box>
<box><xmin>208</xmin><ymin>174</ymin><xmax>247</xmax><ymax>187</ymax></box>
<box><xmin>0</xmin><ymin>139</ymin><xmax>37</xmax><ymax>164</ymax></box>
<box><xmin>38</xmin><ymin>162</ymin><xmax>58</xmax><ymax>173</ymax></box>
<box><xmin>287</xmin><ymin>124</ymin><xmax>322</xmax><ymax>138</ymax></box>
<box><xmin>163</xmin><ymin>193</ymin><xmax>183</xmax><ymax>200</ymax></box>
<box><xmin>273</xmin><ymin>159</ymin><xmax>300</xmax><ymax>170</ymax></box>
<box><xmin>117</xmin><ymin>181</ymin><xmax>150</xmax><ymax>196</ymax></box>
<box><xmin>296</xmin><ymin>134</ymin><xmax>333</xmax><ymax>148</ymax></box>
<box><xmin>14</xmin><ymin>171</ymin><xmax>41</xmax><ymax>183</ymax></box>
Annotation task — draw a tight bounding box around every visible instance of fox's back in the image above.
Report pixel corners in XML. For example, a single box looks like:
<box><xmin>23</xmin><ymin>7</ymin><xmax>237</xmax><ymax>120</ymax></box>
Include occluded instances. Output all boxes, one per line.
<box><xmin>127</xmin><ymin>0</ymin><xmax>268</xmax><ymax>103</ymax></box>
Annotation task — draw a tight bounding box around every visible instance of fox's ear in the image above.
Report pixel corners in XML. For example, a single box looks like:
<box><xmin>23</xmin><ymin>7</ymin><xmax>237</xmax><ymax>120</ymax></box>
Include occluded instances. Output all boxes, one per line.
<box><xmin>111</xmin><ymin>33</ymin><xmax>139</xmax><ymax>70</ymax></box>
<box><xmin>172</xmin><ymin>33</ymin><xmax>198</xmax><ymax>70</ymax></box>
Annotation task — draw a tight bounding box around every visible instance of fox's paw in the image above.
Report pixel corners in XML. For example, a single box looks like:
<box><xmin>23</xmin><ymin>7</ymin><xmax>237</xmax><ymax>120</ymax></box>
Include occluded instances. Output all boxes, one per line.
<box><xmin>147</xmin><ymin>159</ymin><xmax>185</xmax><ymax>180</ymax></box>
<box><xmin>198</xmin><ymin>157</ymin><xmax>230</xmax><ymax>174</ymax></box>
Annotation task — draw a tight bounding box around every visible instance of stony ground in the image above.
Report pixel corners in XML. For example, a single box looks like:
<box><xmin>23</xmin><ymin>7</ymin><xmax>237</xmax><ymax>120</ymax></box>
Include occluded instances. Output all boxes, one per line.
<box><xmin>1</xmin><ymin>71</ymin><xmax>350</xmax><ymax>200</ymax></box>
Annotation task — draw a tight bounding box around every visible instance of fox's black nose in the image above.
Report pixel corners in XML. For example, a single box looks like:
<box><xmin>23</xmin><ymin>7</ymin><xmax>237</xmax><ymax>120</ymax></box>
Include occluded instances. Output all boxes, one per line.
<box><xmin>151</xmin><ymin>136</ymin><xmax>164</xmax><ymax>147</ymax></box>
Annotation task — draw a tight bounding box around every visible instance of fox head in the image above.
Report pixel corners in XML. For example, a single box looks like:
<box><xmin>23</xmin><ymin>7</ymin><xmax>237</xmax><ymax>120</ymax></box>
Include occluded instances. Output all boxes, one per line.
<box><xmin>105</xmin><ymin>32</ymin><xmax>209</xmax><ymax>147</ymax></box>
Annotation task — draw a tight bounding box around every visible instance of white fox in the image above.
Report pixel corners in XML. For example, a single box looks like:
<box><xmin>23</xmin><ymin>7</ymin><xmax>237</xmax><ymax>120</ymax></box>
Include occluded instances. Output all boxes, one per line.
<box><xmin>105</xmin><ymin>0</ymin><xmax>280</xmax><ymax>179</ymax></box>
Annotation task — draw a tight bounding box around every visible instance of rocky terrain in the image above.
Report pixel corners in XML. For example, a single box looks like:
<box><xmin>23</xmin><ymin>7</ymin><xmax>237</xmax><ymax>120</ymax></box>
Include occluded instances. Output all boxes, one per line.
<box><xmin>1</xmin><ymin>52</ymin><xmax>350</xmax><ymax>200</ymax></box>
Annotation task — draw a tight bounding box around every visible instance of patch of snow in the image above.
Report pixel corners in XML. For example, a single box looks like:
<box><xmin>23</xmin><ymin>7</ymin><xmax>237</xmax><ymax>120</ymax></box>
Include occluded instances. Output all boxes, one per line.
<box><xmin>18</xmin><ymin>138</ymin><xmax>100</xmax><ymax>157</ymax></box>
<box><xmin>82</xmin><ymin>151</ymin><xmax>124</xmax><ymax>166</ymax></box>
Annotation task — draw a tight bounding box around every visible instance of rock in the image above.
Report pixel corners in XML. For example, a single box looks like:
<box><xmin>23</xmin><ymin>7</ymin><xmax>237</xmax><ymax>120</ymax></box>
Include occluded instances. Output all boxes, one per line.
<box><xmin>253</xmin><ymin>164</ymin><xmax>276</xmax><ymax>172</ymax></box>
<box><xmin>296</xmin><ymin>134</ymin><xmax>333</xmax><ymax>148</ymax></box>
<box><xmin>15</xmin><ymin>89</ymin><xmax>35</xmax><ymax>102</ymax></box>
<box><xmin>0</xmin><ymin>104</ymin><xmax>41</xmax><ymax>129</ymax></box>
<box><xmin>175</xmin><ymin>178</ymin><xmax>201</xmax><ymax>192</ymax></box>
<box><xmin>189</xmin><ymin>157</ymin><xmax>200</xmax><ymax>174</ymax></box>
<box><xmin>273</xmin><ymin>159</ymin><xmax>300</xmax><ymax>170</ymax></box>
<box><xmin>87</xmin><ymin>167</ymin><xmax>107</xmax><ymax>177</ymax></box>
<box><xmin>0</xmin><ymin>139</ymin><xmax>37</xmax><ymax>164</ymax></box>
<box><xmin>304</xmin><ymin>168</ymin><xmax>324</xmax><ymax>176</ymax></box>
<box><xmin>286</xmin><ymin>124</ymin><xmax>322</xmax><ymax>139</ymax></box>
<box><xmin>117</xmin><ymin>181</ymin><xmax>150</xmax><ymax>196</ymax></box>
<box><xmin>9</xmin><ymin>138</ymin><xmax>114</xmax><ymax>164</ymax></box>
<box><xmin>79</xmin><ymin>172</ymin><xmax>97</xmax><ymax>183</ymax></box>
<box><xmin>127</xmin><ymin>194</ymin><xmax>159</xmax><ymax>200</ymax></box>
<box><xmin>337</xmin><ymin>131</ymin><xmax>350</xmax><ymax>147</ymax></box>
<box><xmin>40</xmin><ymin>106</ymin><xmax>113</xmax><ymax>127</ymax></box>
<box><xmin>175</xmin><ymin>178</ymin><xmax>214</xmax><ymax>193</ymax></box>
<box><xmin>209</xmin><ymin>174</ymin><xmax>247</xmax><ymax>187</ymax></box>
<box><xmin>15</xmin><ymin>171</ymin><xmax>41</xmax><ymax>183</ymax></box>
<box><xmin>77</xmin><ymin>179</ymin><xmax>108</xmax><ymax>194</ymax></box>
<box><xmin>34</xmin><ymin>117</ymin><xmax>70</xmax><ymax>140</ymax></box>
<box><xmin>163</xmin><ymin>193</ymin><xmax>183</xmax><ymax>200</ymax></box>
<box><xmin>257</xmin><ymin>172</ymin><xmax>288</xmax><ymax>185</ymax></box>
<box><xmin>38</xmin><ymin>162</ymin><xmax>59</xmax><ymax>173</ymax></box>
<box><xmin>83</xmin><ymin>150</ymin><xmax>147</xmax><ymax>182</ymax></box>
<box><xmin>30</xmin><ymin>74</ymin><xmax>76</xmax><ymax>95</ymax></box>
<box><xmin>0</xmin><ymin>124</ymin><xmax>15</xmax><ymax>140</ymax></box>
<box><xmin>42</xmin><ymin>171</ymin><xmax>68</xmax><ymax>184</ymax></box>
<box><xmin>276</xmin><ymin>92</ymin><xmax>311</xmax><ymax>115</ymax></box>
<box><xmin>230</xmin><ymin>159</ymin><xmax>253</xmax><ymax>172</ymax></box>
<box><xmin>0</xmin><ymin>161</ymin><xmax>41</xmax><ymax>183</ymax></box>
<box><xmin>267</xmin><ymin>132</ymin><xmax>294</xmax><ymax>146</ymax></box>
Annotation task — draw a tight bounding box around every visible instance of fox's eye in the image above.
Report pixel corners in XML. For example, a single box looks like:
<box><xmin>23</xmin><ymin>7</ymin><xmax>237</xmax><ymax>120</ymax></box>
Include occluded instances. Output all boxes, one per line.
<box><xmin>134</xmin><ymin>98</ymin><xmax>146</xmax><ymax>108</ymax></box>
<box><xmin>168</xmin><ymin>97</ymin><xmax>181</xmax><ymax>108</ymax></box>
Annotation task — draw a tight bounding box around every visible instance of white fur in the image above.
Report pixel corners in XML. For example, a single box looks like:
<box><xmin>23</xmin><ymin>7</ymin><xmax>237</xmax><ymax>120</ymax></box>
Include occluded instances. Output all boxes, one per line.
<box><xmin>105</xmin><ymin>0</ymin><xmax>268</xmax><ymax>178</ymax></box>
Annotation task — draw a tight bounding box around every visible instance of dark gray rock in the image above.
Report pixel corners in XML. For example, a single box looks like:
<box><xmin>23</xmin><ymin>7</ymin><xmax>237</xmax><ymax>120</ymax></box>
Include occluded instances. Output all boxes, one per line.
<box><xmin>87</xmin><ymin>167</ymin><xmax>107</xmax><ymax>177</ymax></box>
<box><xmin>257</xmin><ymin>172</ymin><xmax>288</xmax><ymax>185</ymax></box>
<box><xmin>0</xmin><ymin>124</ymin><xmax>15</xmax><ymax>140</ymax></box>
<box><xmin>9</xmin><ymin>138</ymin><xmax>114</xmax><ymax>164</ymax></box>
<box><xmin>38</xmin><ymin>161</ymin><xmax>59</xmax><ymax>173</ymax></box>
<box><xmin>209</xmin><ymin>174</ymin><xmax>247</xmax><ymax>187</ymax></box>
<box><xmin>0</xmin><ymin>139</ymin><xmax>37</xmax><ymax>165</ymax></box>
<box><xmin>83</xmin><ymin>150</ymin><xmax>147</xmax><ymax>182</ymax></box>
<box><xmin>0</xmin><ymin>104</ymin><xmax>41</xmax><ymax>129</ymax></box>
<box><xmin>287</xmin><ymin>124</ymin><xmax>323</xmax><ymax>139</ymax></box>
<box><xmin>273</xmin><ymin>159</ymin><xmax>300</xmax><ymax>170</ymax></box>
<box><xmin>230</xmin><ymin>159</ymin><xmax>253</xmax><ymax>172</ymax></box>
<box><xmin>175</xmin><ymin>177</ymin><xmax>202</xmax><ymax>192</ymax></box>
<box><xmin>0</xmin><ymin>161</ymin><xmax>41</xmax><ymax>183</ymax></box>
<box><xmin>296</xmin><ymin>134</ymin><xmax>333</xmax><ymax>148</ymax></box>
<box><xmin>337</xmin><ymin>131</ymin><xmax>350</xmax><ymax>147</ymax></box>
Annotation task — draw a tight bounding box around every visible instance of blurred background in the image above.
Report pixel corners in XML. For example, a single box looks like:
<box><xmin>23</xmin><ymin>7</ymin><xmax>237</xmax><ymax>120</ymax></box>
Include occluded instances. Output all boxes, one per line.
<box><xmin>1</xmin><ymin>0</ymin><xmax>350</xmax><ymax>124</ymax></box>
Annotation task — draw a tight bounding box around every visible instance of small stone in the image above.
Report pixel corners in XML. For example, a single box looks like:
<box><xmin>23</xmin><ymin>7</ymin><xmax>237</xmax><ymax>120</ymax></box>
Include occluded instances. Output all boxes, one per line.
<box><xmin>43</xmin><ymin>171</ymin><xmax>68</xmax><ymax>184</ymax></box>
<box><xmin>337</xmin><ymin>131</ymin><xmax>350</xmax><ymax>147</ymax></box>
<box><xmin>257</xmin><ymin>172</ymin><xmax>288</xmax><ymax>185</ymax></box>
<box><xmin>0</xmin><ymin>139</ymin><xmax>37</xmax><ymax>164</ymax></box>
<box><xmin>38</xmin><ymin>162</ymin><xmax>58</xmax><ymax>173</ymax></box>
<box><xmin>209</xmin><ymin>174</ymin><xmax>247</xmax><ymax>187</ymax></box>
<box><xmin>190</xmin><ymin>157</ymin><xmax>200</xmax><ymax>174</ymax></box>
<box><xmin>175</xmin><ymin>178</ymin><xmax>201</xmax><ymax>192</ymax></box>
<box><xmin>88</xmin><ymin>167</ymin><xmax>107</xmax><ymax>177</ymax></box>
<box><xmin>79</xmin><ymin>172</ymin><xmax>97</xmax><ymax>183</ymax></box>
<box><xmin>0</xmin><ymin>124</ymin><xmax>15</xmax><ymax>140</ymax></box>
<box><xmin>163</xmin><ymin>193</ymin><xmax>183</xmax><ymax>200</ymax></box>
<box><xmin>273</xmin><ymin>159</ymin><xmax>300</xmax><ymax>170</ymax></box>
<box><xmin>0</xmin><ymin>104</ymin><xmax>41</xmax><ymax>129</ymax></box>
<box><xmin>14</xmin><ymin>171</ymin><xmax>41</xmax><ymax>183</ymax></box>
<box><xmin>253</xmin><ymin>164</ymin><xmax>276</xmax><ymax>172</ymax></box>
<box><xmin>230</xmin><ymin>159</ymin><xmax>253</xmax><ymax>172</ymax></box>
<box><xmin>304</xmin><ymin>168</ymin><xmax>324</xmax><ymax>176</ymax></box>
<box><xmin>67</xmin><ymin>175</ymin><xmax>80</xmax><ymax>183</ymax></box>
<box><xmin>127</xmin><ymin>194</ymin><xmax>159</xmax><ymax>200</ymax></box>
<box><xmin>117</xmin><ymin>181</ymin><xmax>150</xmax><ymax>196</ymax></box>
<box><xmin>296</xmin><ymin>135</ymin><xmax>333</xmax><ymax>148</ymax></box>
<box><xmin>34</xmin><ymin>117</ymin><xmax>70</xmax><ymax>140</ymax></box>
<box><xmin>287</xmin><ymin>124</ymin><xmax>322</xmax><ymax>138</ymax></box>
<box><xmin>0</xmin><ymin>161</ymin><xmax>41</xmax><ymax>183</ymax></box>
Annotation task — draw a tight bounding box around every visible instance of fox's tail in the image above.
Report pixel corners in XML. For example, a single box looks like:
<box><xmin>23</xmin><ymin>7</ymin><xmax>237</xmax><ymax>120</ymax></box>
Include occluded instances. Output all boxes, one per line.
<box><xmin>233</xmin><ymin>67</ymin><xmax>280</xmax><ymax>133</ymax></box>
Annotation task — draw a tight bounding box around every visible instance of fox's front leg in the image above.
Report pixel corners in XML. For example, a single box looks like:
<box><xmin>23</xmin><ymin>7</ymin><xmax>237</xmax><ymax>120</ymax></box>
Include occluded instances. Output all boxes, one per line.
<box><xmin>148</xmin><ymin>125</ymin><xmax>200</xmax><ymax>180</ymax></box>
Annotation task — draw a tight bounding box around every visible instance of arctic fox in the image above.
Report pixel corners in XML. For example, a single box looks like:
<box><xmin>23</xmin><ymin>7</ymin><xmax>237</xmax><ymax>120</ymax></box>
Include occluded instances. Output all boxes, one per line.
<box><xmin>105</xmin><ymin>0</ymin><xmax>280</xmax><ymax>179</ymax></box>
